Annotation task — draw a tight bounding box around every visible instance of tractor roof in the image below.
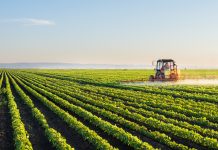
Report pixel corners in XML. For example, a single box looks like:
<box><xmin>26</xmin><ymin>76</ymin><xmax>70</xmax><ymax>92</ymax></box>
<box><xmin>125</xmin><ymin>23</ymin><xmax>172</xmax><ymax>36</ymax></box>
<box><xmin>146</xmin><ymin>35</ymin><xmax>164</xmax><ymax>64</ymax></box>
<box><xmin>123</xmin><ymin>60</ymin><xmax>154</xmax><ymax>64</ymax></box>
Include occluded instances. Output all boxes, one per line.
<box><xmin>157</xmin><ymin>59</ymin><xmax>175</xmax><ymax>63</ymax></box>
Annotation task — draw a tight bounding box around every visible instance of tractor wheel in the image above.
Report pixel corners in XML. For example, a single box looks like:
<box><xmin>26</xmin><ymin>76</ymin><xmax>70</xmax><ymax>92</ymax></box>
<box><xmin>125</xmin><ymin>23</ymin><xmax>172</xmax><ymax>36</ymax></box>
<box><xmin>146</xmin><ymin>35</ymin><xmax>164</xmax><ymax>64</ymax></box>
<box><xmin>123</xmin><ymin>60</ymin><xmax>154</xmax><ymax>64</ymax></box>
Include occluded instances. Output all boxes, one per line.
<box><xmin>149</xmin><ymin>75</ymin><xmax>154</xmax><ymax>81</ymax></box>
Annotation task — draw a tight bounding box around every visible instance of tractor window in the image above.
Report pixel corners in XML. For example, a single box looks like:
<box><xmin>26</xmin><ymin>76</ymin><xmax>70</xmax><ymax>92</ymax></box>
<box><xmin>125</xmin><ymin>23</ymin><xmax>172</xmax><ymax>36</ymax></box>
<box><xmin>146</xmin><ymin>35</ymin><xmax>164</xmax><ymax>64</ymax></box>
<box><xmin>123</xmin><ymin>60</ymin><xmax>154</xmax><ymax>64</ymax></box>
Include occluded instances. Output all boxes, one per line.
<box><xmin>156</xmin><ymin>61</ymin><xmax>173</xmax><ymax>71</ymax></box>
<box><xmin>156</xmin><ymin>62</ymin><xmax>163</xmax><ymax>70</ymax></box>
<box><xmin>164</xmin><ymin>63</ymin><xmax>170</xmax><ymax>70</ymax></box>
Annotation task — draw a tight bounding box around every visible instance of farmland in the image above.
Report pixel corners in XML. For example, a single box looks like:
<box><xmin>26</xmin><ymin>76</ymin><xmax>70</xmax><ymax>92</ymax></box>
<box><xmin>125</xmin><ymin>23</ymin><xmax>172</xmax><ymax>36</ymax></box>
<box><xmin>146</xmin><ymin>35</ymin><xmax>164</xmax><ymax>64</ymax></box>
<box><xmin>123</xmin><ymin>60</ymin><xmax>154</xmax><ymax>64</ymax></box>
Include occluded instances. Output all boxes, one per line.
<box><xmin>0</xmin><ymin>69</ymin><xmax>218</xmax><ymax>150</ymax></box>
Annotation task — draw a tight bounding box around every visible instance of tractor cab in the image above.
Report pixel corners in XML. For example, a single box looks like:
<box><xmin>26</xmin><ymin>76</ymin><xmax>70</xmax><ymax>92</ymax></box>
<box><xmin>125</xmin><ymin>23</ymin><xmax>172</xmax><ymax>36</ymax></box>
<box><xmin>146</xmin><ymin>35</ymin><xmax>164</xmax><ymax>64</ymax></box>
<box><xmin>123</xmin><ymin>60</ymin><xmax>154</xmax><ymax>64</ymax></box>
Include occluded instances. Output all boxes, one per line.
<box><xmin>149</xmin><ymin>59</ymin><xmax>179</xmax><ymax>81</ymax></box>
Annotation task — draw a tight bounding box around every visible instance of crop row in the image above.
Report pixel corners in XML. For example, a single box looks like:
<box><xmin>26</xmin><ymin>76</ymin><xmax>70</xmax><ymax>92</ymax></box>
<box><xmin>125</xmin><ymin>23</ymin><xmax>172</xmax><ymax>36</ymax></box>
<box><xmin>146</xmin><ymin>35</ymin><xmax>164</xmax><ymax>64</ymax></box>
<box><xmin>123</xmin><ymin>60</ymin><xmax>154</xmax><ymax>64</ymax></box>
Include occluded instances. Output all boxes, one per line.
<box><xmin>28</xmin><ymin>71</ymin><xmax>218</xmax><ymax>117</ymax></box>
<box><xmin>12</xmin><ymin>73</ymin><xmax>218</xmax><ymax>149</ymax></box>
<box><xmin>162</xmin><ymin>85</ymin><xmax>218</xmax><ymax>96</ymax></box>
<box><xmin>78</xmin><ymin>84</ymin><xmax>218</xmax><ymax>123</ymax></box>
<box><xmin>15</xmin><ymin>72</ymin><xmax>218</xmax><ymax>130</ymax></box>
<box><xmin>17</xmin><ymin>73</ymin><xmax>218</xmax><ymax>140</ymax></box>
<box><xmin>0</xmin><ymin>73</ymin><xmax>3</xmax><ymax>88</ymax></box>
<box><xmin>23</xmin><ymin>72</ymin><xmax>218</xmax><ymax>128</ymax></box>
<box><xmin>29</xmin><ymin>71</ymin><xmax>218</xmax><ymax>104</ymax></box>
<box><xmin>14</xmin><ymin>73</ymin><xmax>193</xmax><ymax>150</ymax></box>
<box><xmin>17</xmin><ymin>72</ymin><xmax>218</xmax><ymax>121</ymax></box>
<box><xmin>82</xmin><ymin>90</ymin><xmax>218</xmax><ymax>129</ymax></box>
<box><xmin>23</xmin><ymin>71</ymin><xmax>218</xmax><ymax>114</ymax></box>
<box><xmin>5</xmin><ymin>74</ymin><xmax>33</xmax><ymax>150</ymax></box>
<box><xmin>8</xmin><ymin>74</ymin><xmax>73</xmax><ymax>150</ymax></box>
<box><xmin>83</xmin><ymin>83</ymin><xmax>218</xmax><ymax>114</ymax></box>
<box><xmin>11</xmin><ymin>73</ymin><xmax>155</xmax><ymax>150</ymax></box>
<box><xmin>10</xmin><ymin>74</ymin><xmax>118</xmax><ymax>150</ymax></box>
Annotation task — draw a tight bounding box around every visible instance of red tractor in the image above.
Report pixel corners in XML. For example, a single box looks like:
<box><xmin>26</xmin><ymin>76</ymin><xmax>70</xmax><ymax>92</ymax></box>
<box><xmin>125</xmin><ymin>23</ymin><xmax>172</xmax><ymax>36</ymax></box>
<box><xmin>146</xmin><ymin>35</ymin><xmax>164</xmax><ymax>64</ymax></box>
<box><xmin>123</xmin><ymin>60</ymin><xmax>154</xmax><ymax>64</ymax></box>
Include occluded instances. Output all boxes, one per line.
<box><xmin>149</xmin><ymin>59</ymin><xmax>179</xmax><ymax>82</ymax></box>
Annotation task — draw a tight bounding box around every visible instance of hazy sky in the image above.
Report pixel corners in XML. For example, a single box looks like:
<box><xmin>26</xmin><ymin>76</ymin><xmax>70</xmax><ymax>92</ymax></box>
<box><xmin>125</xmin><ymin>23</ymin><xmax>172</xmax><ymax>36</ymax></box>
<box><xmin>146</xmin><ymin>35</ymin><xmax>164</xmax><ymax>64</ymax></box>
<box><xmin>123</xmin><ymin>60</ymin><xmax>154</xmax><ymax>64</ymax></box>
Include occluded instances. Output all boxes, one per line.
<box><xmin>0</xmin><ymin>0</ymin><xmax>218</xmax><ymax>67</ymax></box>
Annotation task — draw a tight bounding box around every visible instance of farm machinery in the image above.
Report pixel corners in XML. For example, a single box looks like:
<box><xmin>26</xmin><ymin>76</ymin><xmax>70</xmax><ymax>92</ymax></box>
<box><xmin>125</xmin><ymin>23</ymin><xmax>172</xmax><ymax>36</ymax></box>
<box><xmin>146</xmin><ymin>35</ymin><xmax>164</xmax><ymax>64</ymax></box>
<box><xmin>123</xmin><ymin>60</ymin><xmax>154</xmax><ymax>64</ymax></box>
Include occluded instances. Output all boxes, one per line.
<box><xmin>149</xmin><ymin>59</ymin><xmax>179</xmax><ymax>82</ymax></box>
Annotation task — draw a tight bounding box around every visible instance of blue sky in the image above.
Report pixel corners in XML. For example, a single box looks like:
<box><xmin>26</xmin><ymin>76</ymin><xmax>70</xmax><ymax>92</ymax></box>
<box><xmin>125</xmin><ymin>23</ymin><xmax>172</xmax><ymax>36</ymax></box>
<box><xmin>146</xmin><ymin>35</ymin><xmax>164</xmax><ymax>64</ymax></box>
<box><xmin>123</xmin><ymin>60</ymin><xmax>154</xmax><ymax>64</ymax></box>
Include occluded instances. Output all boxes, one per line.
<box><xmin>0</xmin><ymin>0</ymin><xmax>218</xmax><ymax>67</ymax></box>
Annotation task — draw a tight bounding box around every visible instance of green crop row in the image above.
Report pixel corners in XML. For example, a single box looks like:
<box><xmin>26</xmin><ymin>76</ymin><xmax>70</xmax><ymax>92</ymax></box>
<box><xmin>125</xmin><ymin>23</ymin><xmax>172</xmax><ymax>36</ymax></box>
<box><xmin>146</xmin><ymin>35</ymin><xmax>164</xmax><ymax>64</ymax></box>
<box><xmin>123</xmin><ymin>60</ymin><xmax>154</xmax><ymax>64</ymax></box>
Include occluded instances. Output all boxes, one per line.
<box><xmin>25</xmin><ymin>71</ymin><xmax>218</xmax><ymax>114</ymax></box>
<box><xmin>12</xmin><ymin>73</ymin><xmax>218</xmax><ymax>149</ymax></box>
<box><xmin>18</xmin><ymin>73</ymin><xmax>218</xmax><ymax>140</ymax></box>
<box><xmin>15</xmin><ymin>73</ymin><xmax>194</xmax><ymax>150</ymax></box>
<box><xmin>30</xmin><ymin>71</ymin><xmax>218</xmax><ymax>118</ymax></box>
<box><xmin>108</xmin><ymin>85</ymin><xmax>218</xmax><ymax>114</ymax></box>
<box><xmin>5</xmin><ymin>74</ymin><xmax>33</xmax><ymax>150</ymax></box>
<box><xmin>8</xmin><ymin>70</ymin><xmax>218</xmax><ymax>150</ymax></box>
<box><xmin>11</xmin><ymin>74</ymin><xmax>118</xmax><ymax>150</ymax></box>
<box><xmin>8</xmin><ymin>74</ymin><xmax>73</xmax><ymax>150</ymax></box>
<box><xmin>0</xmin><ymin>73</ymin><xmax>3</xmax><ymax>88</ymax></box>
<box><xmin>79</xmin><ymin>84</ymin><xmax>218</xmax><ymax>123</ymax></box>
<box><xmin>12</xmin><ymin>74</ymin><xmax>155</xmax><ymax>150</ymax></box>
<box><xmin>30</xmin><ymin>71</ymin><xmax>218</xmax><ymax>104</ymax></box>
<box><xmin>25</xmin><ymin>72</ymin><xmax>217</xmax><ymax>129</ymax></box>
<box><xmin>162</xmin><ymin>85</ymin><xmax>218</xmax><ymax>96</ymax></box>
<box><xmin>17</xmin><ymin>71</ymin><xmax>218</xmax><ymax>119</ymax></box>
<box><xmin>16</xmin><ymin>72</ymin><xmax>218</xmax><ymax>132</ymax></box>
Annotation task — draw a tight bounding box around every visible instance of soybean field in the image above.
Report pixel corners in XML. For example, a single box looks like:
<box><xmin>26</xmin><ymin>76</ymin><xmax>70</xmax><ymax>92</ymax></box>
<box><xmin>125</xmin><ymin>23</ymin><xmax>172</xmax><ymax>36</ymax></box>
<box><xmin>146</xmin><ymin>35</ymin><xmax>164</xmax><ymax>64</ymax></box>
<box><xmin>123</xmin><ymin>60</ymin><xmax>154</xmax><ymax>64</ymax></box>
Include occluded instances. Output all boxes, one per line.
<box><xmin>0</xmin><ymin>69</ymin><xmax>218</xmax><ymax>150</ymax></box>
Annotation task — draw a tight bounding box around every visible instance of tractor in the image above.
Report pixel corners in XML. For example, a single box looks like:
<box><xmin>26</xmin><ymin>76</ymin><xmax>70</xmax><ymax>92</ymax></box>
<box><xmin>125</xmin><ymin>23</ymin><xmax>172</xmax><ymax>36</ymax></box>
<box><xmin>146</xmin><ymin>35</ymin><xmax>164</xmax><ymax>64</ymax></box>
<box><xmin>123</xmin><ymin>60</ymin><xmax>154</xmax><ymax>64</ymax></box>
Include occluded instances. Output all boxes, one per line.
<box><xmin>149</xmin><ymin>59</ymin><xmax>179</xmax><ymax>82</ymax></box>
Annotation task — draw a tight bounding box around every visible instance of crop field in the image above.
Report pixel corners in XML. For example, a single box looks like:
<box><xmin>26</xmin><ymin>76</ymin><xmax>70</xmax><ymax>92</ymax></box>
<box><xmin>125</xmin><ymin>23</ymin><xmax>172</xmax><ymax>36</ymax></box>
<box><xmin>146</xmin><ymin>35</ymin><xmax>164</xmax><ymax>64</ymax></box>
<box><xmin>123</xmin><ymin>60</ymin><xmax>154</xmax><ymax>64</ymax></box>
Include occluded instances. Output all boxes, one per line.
<box><xmin>0</xmin><ymin>69</ymin><xmax>218</xmax><ymax>150</ymax></box>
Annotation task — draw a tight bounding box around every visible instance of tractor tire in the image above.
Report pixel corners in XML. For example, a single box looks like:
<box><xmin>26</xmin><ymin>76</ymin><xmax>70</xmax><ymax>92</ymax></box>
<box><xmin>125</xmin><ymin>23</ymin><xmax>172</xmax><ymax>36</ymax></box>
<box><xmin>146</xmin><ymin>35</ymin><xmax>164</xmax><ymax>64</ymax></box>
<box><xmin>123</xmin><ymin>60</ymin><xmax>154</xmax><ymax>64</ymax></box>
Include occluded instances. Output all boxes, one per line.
<box><xmin>149</xmin><ymin>75</ymin><xmax>154</xmax><ymax>81</ymax></box>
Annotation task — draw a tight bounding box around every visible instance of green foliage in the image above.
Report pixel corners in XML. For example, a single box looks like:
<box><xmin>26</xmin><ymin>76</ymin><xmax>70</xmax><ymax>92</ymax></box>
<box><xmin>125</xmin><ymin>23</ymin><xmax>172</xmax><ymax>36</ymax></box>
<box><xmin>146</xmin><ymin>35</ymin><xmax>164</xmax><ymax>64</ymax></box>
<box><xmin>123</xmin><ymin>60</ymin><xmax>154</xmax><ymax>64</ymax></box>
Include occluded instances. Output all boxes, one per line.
<box><xmin>2</xmin><ymin>69</ymin><xmax>218</xmax><ymax>150</ymax></box>
<box><xmin>12</xmin><ymin>75</ymin><xmax>117</xmax><ymax>150</ymax></box>
<box><xmin>5</xmin><ymin>75</ymin><xmax>33</xmax><ymax>150</ymax></box>
<box><xmin>9</xmin><ymin>75</ymin><xmax>73</xmax><ymax>150</ymax></box>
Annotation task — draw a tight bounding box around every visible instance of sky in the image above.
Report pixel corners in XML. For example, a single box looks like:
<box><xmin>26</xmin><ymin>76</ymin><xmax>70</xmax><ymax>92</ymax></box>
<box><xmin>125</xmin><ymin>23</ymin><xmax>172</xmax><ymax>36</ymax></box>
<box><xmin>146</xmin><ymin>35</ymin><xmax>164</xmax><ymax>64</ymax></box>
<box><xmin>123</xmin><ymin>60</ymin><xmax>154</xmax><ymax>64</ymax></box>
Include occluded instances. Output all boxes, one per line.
<box><xmin>0</xmin><ymin>0</ymin><xmax>218</xmax><ymax>67</ymax></box>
